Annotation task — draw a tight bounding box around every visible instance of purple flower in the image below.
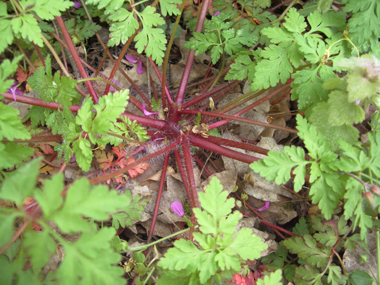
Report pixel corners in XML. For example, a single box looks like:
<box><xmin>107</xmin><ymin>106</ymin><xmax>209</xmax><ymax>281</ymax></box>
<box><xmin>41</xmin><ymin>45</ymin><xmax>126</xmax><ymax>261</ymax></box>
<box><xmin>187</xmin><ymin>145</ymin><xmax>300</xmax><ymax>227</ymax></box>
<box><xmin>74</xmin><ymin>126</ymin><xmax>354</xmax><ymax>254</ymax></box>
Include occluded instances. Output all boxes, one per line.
<box><xmin>109</xmin><ymin>79</ymin><xmax>120</xmax><ymax>92</ymax></box>
<box><xmin>142</xmin><ymin>104</ymin><xmax>158</xmax><ymax>116</ymax></box>
<box><xmin>73</xmin><ymin>1</ymin><xmax>82</xmax><ymax>8</ymax></box>
<box><xmin>257</xmin><ymin>201</ymin><xmax>270</xmax><ymax>212</ymax></box>
<box><xmin>9</xmin><ymin>82</ymin><xmax>22</xmax><ymax>101</ymax></box>
<box><xmin>125</xmin><ymin>55</ymin><xmax>144</xmax><ymax>74</ymax></box>
<box><xmin>70</xmin><ymin>154</ymin><xmax>76</xmax><ymax>163</ymax></box>
<box><xmin>214</xmin><ymin>11</ymin><xmax>221</xmax><ymax>16</ymax></box>
<box><xmin>171</xmin><ymin>201</ymin><xmax>184</xmax><ymax>217</ymax></box>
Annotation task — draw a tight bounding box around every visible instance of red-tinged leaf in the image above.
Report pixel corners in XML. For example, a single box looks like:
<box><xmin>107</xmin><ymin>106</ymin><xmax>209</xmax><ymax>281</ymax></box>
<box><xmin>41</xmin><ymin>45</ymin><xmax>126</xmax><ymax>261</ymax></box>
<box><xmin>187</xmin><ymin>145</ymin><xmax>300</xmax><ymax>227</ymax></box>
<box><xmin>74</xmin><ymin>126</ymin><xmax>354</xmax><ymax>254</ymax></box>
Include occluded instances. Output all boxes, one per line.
<box><xmin>40</xmin><ymin>143</ymin><xmax>55</xmax><ymax>154</ymax></box>
<box><xmin>16</xmin><ymin>67</ymin><xmax>28</xmax><ymax>83</ymax></box>
<box><xmin>115</xmin><ymin>157</ymin><xmax>127</xmax><ymax>168</ymax></box>
<box><xmin>94</xmin><ymin>150</ymin><xmax>114</xmax><ymax>170</ymax></box>
<box><xmin>23</xmin><ymin>197</ymin><xmax>42</xmax><ymax>230</ymax></box>
<box><xmin>125</xmin><ymin>157</ymin><xmax>150</xmax><ymax>178</ymax></box>
<box><xmin>111</xmin><ymin>144</ymin><xmax>127</xmax><ymax>159</ymax></box>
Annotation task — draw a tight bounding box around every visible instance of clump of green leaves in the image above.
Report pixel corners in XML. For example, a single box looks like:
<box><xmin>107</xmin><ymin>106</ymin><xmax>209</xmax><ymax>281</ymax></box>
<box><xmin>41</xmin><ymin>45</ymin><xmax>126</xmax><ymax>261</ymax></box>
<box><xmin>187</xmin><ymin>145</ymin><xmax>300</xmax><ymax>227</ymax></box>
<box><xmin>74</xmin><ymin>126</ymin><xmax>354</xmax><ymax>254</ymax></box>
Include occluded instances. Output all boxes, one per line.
<box><xmin>0</xmin><ymin>56</ymin><xmax>34</xmax><ymax>178</ymax></box>
<box><xmin>0</xmin><ymin>158</ymin><xmax>146</xmax><ymax>284</ymax></box>
<box><xmin>156</xmin><ymin>176</ymin><xmax>269</xmax><ymax>284</ymax></box>
<box><xmin>26</xmin><ymin>55</ymin><xmax>148</xmax><ymax>171</ymax></box>
<box><xmin>251</xmin><ymin>114</ymin><xmax>380</xmax><ymax>240</ymax></box>
<box><xmin>184</xmin><ymin>13</ymin><xmax>258</xmax><ymax>64</ymax></box>
<box><xmin>0</xmin><ymin>0</ymin><xmax>73</xmax><ymax>54</ymax></box>
<box><xmin>263</xmin><ymin>214</ymin><xmax>376</xmax><ymax>284</ymax></box>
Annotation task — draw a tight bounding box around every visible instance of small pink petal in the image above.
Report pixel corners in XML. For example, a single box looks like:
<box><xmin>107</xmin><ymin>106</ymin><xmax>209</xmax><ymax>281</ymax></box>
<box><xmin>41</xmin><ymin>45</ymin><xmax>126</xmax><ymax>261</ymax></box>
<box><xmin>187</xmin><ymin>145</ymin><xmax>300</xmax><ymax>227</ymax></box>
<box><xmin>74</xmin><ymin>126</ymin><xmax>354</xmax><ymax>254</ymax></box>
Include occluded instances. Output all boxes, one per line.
<box><xmin>171</xmin><ymin>201</ymin><xmax>184</xmax><ymax>217</ymax></box>
<box><xmin>110</xmin><ymin>79</ymin><xmax>120</xmax><ymax>92</ymax></box>
<box><xmin>257</xmin><ymin>201</ymin><xmax>270</xmax><ymax>212</ymax></box>
<box><xmin>9</xmin><ymin>88</ymin><xmax>17</xmax><ymax>101</ymax></box>
<box><xmin>214</xmin><ymin>11</ymin><xmax>221</xmax><ymax>16</ymax></box>
<box><xmin>125</xmin><ymin>55</ymin><xmax>138</xmax><ymax>63</ymax></box>
<box><xmin>136</xmin><ymin>58</ymin><xmax>144</xmax><ymax>74</ymax></box>
<box><xmin>142</xmin><ymin>104</ymin><xmax>158</xmax><ymax>116</ymax></box>
<box><xmin>73</xmin><ymin>1</ymin><xmax>82</xmax><ymax>8</ymax></box>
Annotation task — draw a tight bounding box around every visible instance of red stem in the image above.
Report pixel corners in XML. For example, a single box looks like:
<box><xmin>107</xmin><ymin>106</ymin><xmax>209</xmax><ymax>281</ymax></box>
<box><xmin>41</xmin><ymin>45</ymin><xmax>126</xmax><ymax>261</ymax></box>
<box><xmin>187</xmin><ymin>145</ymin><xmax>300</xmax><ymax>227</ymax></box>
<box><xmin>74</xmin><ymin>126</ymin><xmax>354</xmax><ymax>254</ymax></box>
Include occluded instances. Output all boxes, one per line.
<box><xmin>55</xmin><ymin>16</ymin><xmax>99</xmax><ymax>104</ymax></box>
<box><xmin>193</xmin><ymin>155</ymin><xmax>212</xmax><ymax>176</ymax></box>
<box><xmin>182</xmin><ymin>138</ymin><xmax>200</xmax><ymax>208</ymax></box>
<box><xmin>174</xmin><ymin>0</ymin><xmax>211</xmax><ymax>106</ymax></box>
<box><xmin>188</xmin><ymin>135</ymin><xmax>260</xmax><ymax>164</ymax></box>
<box><xmin>180</xmin><ymin>110</ymin><xmax>298</xmax><ymax>134</ymax></box>
<box><xmin>174</xmin><ymin>149</ymin><xmax>194</xmax><ymax>208</ymax></box>
<box><xmin>147</xmin><ymin>153</ymin><xmax>170</xmax><ymax>243</ymax></box>
<box><xmin>148</xmin><ymin>57</ymin><xmax>173</xmax><ymax>106</ymax></box>
<box><xmin>207</xmin><ymin>136</ymin><xmax>269</xmax><ymax>156</ymax></box>
<box><xmin>182</xmin><ymin>82</ymin><xmax>231</xmax><ymax>109</ymax></box>
<box><xmin>208</xmin><ymin>84</ymin><xmax>291</xmax><ymax>129</ymax></box>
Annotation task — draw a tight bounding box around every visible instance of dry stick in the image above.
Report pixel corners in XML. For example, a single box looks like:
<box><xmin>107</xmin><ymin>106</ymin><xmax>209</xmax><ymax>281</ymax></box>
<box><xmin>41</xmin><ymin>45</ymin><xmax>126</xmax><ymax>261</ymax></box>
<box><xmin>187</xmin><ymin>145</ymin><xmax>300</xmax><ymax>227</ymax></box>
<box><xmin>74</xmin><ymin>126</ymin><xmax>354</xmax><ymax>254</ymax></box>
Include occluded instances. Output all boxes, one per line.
<box><xmin>147</xmin><ymin>153</ymin><xmax>170</xmax><ymax>243</ymax></box>
<box><xmin>55</xmin><ymin>16</ymin><xmax>99</xmax><ymax>104</ymax></box>
<box><xmin>89</xmin><ymin>137</ymin><xmax>180</xmax><ymax>184</ymax></box>
<box><xmin>216</xmin><ymin>89</ymin><xmax>266</xmax><ymax>114</ymax></box>
<box><xmin>181</xmin><ymin>110</ymin><xmax>298</xmax><ymax>134</ymax></box>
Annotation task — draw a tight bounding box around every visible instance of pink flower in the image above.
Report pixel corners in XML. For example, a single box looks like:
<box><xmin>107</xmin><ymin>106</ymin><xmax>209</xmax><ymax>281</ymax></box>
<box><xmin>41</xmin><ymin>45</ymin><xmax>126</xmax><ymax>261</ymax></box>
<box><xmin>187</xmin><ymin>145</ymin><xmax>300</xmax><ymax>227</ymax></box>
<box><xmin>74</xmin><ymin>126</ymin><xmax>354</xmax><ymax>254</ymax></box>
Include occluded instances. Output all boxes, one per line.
<box><xmin>257</xmin><ymin>201</ymin><xmax>270</xmax><ymax>212</ymax></box>
<box><xmin>125</xmin><ymin>55</ymin><xmax>144</xmax><ymax>74</ymax></box>
<box><xmin>9</xmin><ymin>82</ymin><xmax>22</xmax><ymax>101</ymax></box>
<box><xmin>109</xmin><ymin>79</ymin><xmax>120</xmax><ymax>92</ymax></box>
<box><xmin>142</xmin><ymin>104</ymin><xmax>158</xmax><ymax>116</ymax></box>
<box><xmin>73</xmin><ymin>1</ymin><xmax>82</xmax><ymax>8</ymax></box>
<box><xmin>171</xmin><ymin>201</ymin><xmax>184</xmax><ymax>217</ymax></box>
<box><xmin>214</xmin><ymin>11</ymin><xmax>221</xmax><ymax>16</ymax></box>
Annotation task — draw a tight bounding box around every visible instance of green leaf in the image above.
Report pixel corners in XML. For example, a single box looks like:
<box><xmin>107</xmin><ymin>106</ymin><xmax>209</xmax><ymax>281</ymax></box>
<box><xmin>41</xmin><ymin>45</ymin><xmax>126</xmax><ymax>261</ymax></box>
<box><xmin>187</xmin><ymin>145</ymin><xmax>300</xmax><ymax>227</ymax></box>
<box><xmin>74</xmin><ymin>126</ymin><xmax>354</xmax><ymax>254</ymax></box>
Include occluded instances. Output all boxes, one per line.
<box><xmin>160</xmin><ymin>0</ymin><xmax>181</xmax><ymax>16</ymax></box>
<box><xmin>293</xmin><ymin>217</ymin><xmax>310</xmax><ymax>235</ymax></box>
<box><xmin>34</xmin><ymin>173</ymin><xmax>64</xmax><ymax>217</ymax></box>
<box><xmin>327</xmin><ymin>265</ymin><xmax>346</xmax><ymax>285</ymax></box>
<box><xmin>327</xmin><ymin>91</ymin><xmax>365</xmax><ymax>126</ymax></box>
<box><xmin>225</xmin><ymin>53</ymin><xmax>257</xmax><ymax>81</ymax></box>
<box><xmin>348</xmin><ymin>270</ymin><xmax>374</xmax><ymax>285</ymax></box>
<box><xmin>0</xmin><ymin>103</ymin><xmax>31</xmax><ymax>141</ymax></box>
<box><xmin>24</xmin><ymin>230</ymin><xmax>56</xmax><ymax>271</ymax></box>
<box><xmin>0</xmin><ymin>212</ymin><xmax>21</xmax><ymax>249</ymax></box>
<box><xmin>11</xmin><ymin>14</ymin><xmax>43</xmax><ymax>47</ymax></box>
<box><xmin>318</xmin><ymin>0</ymin><xmax>333</xmax><ymax>13</ymax></box>
<box><xmin>344</xmin><ymin>0</ymin><xmax>380</xmax><ymax>54</ymax></box>
<box><xmin>0</xmin><ymin>158</ymin><xmax>41</xmax><ymax>205</ymax></box>
<box><xmin>157</xmin><ymin>239</ymin><xmax>202</xmax><ymax>274</ymax></box>
<box><xmin>257</xmin><ymin>269</ymin><xmax>283</xmax><ymax>285</ymax></box>
<box><xmin>251</xmin><ymin>145</ymin><xmax>308</xmax><ymax>192</ymax></box>
<box><xmin>284</xmin><ymin>234</ymin><xmax>329</xmax><ymax>268</ymax></box>
<box><xmin>51</xmin><ymin>178</ymin><xmax>130</xmax><ymax>233</ymax></box>
<box><xmin>294</xmin><ymin>265</ymin><xmax>323</xmax><ymax>284</ymax></box>
<box><xmin>0</xmin><ymin>56</ymin><xmax>22</xmax><ymax>95</ymax></box>
<box><xmin>0</xmin><ymin>19</ymin><xmax>14</xmax><ymax>55</ymax></box>
<box><xmin>72</xmin><ymin>137</ymin><xmax>92</xmax><ymax>171</ymax></box>
<box><xmin>283</xmin><ymin>8</ymin><xmax>307</xmax><ymax>33</ymax></box>
<box><xmin>228</xmin><ymin>228</ymin><xmax>268</xmax><ymax>261</ymax></box>
<box><xmin>0</xmin><ymin>142</ymin><xmax>34</xmax><ymax>169</ymax></box>
<box><xmin>85</xmin><ymin>0</ymin><xmax>124</xmax><ymax>14</ymax></box>
<box><xmin>109</xmin><ymin>9</ymin><xmax>139</xmax><ymax>45</ymax></box>
<box><xmin>24</xmin><ymin>0</ymin><xmax>72</xmax><ymax>20</ymax></box>
<box><xmin>111</xmin><ymin>192</ymin><xmax>147</xmax><ymax>229</ymax></box>
<box><xmin>310</xmin><ymin>173</ymin><xmax>344</xmax><ymax>219</ymax></box>
<box><xmin>194</xmin><ymin>177</ymin><xmax>235</xmax><ymax>236</ymax></box>
<box><xmin>57</xmin><ymin>227</ymin><xmax>125</xmax><ymax>285</ymax></box>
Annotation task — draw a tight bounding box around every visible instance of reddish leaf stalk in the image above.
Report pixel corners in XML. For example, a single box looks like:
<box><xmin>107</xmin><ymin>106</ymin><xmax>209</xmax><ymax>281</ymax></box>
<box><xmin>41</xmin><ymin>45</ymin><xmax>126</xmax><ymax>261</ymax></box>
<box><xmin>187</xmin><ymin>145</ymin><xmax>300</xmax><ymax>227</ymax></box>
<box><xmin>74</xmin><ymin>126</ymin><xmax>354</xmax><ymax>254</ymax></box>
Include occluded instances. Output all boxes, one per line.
<box><xmin>147</xmin><ymin>153</ymin><xmax>170</xmax><ymax>243</ymax></box>
<box><xmin>180</xmin><ymin>110</ymin><xmax>298</xmax><ymax>134</ymax></box>
<box><xmin>189</xmin><ymin>135</ymin><xmax>260</xmax><ymax>164</ymax></box>
<box><xmin>182</xmin><ymin>138</ymin><xmax>200</xmax><ymax>208</ymax></box>
<box><xmin>208</xmin><ymin>84</ymin><xmax>291</xmax><ymax>129</ymax></box>
<box><xmin>55</xmin><ymin>16</ymin><xmax>99</xmax><ymax>104</ymax></box>
<box><xmin>174</xmin><ymin>0</ymin><xmax>211</xmax><ymax>107</ymax></box>
<box><xmin>206</xmin><ymin>136</ymin><xmax>269</xmax><ymax>156</ymax></box>
<box><xmin>182</xmin><ymin>82</ymin><xmax>231</xmax><ymax>109</ymax></box>
<box><xmin>174</xmin><ymin>149</ymin><xmax>194</xmax><ymax>208</ymax></box>
<box><xmin>148</xmin><ymin>57</ymin><xmax>173</xmax><ymax>107</ymax></box>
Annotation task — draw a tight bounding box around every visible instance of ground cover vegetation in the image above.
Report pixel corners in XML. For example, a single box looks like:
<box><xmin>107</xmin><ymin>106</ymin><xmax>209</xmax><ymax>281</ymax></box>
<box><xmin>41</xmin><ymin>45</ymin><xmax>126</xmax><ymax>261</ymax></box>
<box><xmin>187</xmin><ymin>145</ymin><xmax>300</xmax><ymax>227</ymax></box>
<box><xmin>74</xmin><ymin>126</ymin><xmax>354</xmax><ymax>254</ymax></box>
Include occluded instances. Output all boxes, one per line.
<box><xmin>0</xmin><ymin>0</ymin><xmax>380</xmax><ymax>284</ymax></box>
